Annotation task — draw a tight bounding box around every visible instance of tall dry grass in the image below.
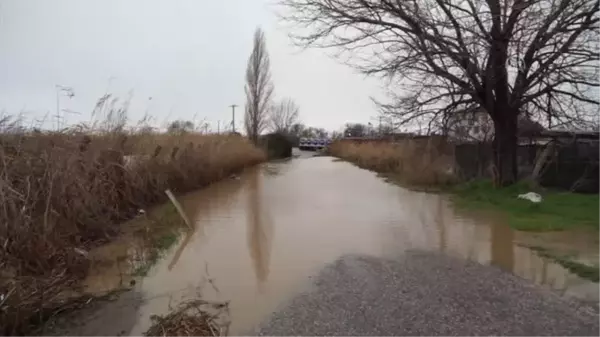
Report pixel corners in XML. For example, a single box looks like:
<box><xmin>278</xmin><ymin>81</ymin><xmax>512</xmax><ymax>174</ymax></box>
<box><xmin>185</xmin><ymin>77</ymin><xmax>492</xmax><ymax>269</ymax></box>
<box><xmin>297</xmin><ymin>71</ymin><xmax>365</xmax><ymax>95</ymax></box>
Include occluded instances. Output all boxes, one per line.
<box><xmin>328</xmin><ymin>137</ymin><xmax>456</xmax><ymax>186</ymax></box>
<box><xmin>0</xmin><ymin>121</ymin><xmax>265</xmax><ymax>334</ymax></box>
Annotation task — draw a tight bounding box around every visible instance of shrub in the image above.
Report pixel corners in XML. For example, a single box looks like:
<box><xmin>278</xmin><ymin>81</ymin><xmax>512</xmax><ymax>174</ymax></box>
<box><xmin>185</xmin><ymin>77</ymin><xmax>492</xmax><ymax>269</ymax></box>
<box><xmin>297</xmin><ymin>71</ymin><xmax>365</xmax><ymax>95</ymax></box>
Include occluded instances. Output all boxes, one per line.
<box><xmin>259</xmin><ymin>132</ymin><xmax>293</xmax><ymax>159</ymax></box>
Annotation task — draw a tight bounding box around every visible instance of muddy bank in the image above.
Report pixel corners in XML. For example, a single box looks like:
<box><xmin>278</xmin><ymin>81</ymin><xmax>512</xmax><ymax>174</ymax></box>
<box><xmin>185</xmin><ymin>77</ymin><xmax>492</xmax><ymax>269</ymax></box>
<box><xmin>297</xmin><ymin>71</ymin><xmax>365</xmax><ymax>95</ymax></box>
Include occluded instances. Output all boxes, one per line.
<box><xmin>56</xmin><ymin>156</ymin><xmax>598</xmax><ymax>335</ymax></box>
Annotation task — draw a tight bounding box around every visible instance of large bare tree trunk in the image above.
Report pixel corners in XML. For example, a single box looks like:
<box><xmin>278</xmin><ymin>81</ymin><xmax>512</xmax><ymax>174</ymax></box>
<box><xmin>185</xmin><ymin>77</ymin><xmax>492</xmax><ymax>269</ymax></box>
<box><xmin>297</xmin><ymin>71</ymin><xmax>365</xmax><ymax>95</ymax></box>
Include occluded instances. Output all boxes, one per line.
<box><xmin>492</xmin><ymin>110</ymin><xmax>519</xmax><ymax>186</ymax></box>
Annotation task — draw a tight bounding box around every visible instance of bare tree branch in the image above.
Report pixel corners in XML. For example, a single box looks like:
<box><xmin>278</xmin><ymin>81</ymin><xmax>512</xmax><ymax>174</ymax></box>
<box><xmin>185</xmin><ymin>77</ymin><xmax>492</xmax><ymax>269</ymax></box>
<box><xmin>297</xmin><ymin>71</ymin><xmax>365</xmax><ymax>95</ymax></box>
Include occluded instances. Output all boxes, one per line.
<box><xmin>270</xmin><ymin>98</ymin><xmax>300</xmax><ymax>133</ymax></box>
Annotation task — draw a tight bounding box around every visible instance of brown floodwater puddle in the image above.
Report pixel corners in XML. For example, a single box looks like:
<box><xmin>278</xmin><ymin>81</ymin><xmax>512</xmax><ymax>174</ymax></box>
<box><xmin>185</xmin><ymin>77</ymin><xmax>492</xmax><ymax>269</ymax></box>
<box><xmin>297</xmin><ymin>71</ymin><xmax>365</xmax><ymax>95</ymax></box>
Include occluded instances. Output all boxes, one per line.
<box><xmin>67</xmin><ymin>156</ymin><xmax>599</xmax><ymax>335</ymax></box>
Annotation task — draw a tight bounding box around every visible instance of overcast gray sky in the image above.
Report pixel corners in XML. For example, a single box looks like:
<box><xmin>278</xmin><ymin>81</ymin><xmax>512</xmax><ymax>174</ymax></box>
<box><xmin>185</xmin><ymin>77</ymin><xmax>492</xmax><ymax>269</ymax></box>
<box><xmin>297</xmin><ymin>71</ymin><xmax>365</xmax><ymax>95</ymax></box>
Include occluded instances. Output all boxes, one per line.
<box><xmin>0</xmin><ymin>0</ymin><xmax>383</xmax><ymax>132</ymax></box>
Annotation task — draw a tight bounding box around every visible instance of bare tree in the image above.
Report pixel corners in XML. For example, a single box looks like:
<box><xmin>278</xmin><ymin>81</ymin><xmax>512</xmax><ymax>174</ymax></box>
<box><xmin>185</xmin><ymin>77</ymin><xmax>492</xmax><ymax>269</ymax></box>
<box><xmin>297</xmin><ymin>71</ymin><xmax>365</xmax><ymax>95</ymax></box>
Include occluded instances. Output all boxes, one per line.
<box><xmin>167</xmin><ymin>120</ymin><xmax>195</xmax><ymax>134</ymax></box>
<box><xmin>245</xmin><ymin>27</ymin><xmax>274</xmax><ymax>143</ymax></box>
<box><xmin>280</xmin><ymin>0</ymin><xmax>599</xmax><ymax>185</ymax></box>
<box><xmin>270</xmin><ymin>98</ymin><xmax>300</xmax><ymax>133</ymax></box>
<box><xmin>299</xmin><ymin>126</ymin><xmax>329</xmax><ymax>138</ymax></box>
<box><xmin>290</xmin><ymin>123</ymin><xmax>305</xmax><ymax>138</ymax></box>
<box><xmin>344</xmin><ymin>123</ymin><xmax>367</xmax><ymax>137</ymax></box>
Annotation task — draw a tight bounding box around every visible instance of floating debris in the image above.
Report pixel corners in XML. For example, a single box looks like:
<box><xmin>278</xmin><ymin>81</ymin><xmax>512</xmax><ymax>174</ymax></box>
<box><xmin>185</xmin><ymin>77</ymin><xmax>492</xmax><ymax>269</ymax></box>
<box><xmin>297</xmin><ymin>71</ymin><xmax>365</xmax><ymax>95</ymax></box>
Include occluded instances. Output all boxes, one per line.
<box><xmin>144</xmin><ymin>299</ymin><xmax>230</xmax><ymax>337</ymax></box>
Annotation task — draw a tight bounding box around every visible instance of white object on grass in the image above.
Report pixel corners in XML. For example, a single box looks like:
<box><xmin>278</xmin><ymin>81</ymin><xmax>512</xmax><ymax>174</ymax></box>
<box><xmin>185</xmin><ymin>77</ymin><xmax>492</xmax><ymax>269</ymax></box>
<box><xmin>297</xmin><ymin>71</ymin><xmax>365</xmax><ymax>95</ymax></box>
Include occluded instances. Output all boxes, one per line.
<box><xmin>518</xmin><ymin>192</ymin><xmax>542</xmax><ymax>203</ymax></box>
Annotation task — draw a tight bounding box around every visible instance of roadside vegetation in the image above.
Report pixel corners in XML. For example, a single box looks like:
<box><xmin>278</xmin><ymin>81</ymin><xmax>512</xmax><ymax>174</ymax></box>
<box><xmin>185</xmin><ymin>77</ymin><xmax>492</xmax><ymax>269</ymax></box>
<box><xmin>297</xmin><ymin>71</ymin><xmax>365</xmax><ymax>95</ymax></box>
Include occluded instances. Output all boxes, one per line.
<box><xmin>0</xmin><ymin>117</ymin><xmax>265</xmax><ymax>335</ymax></box>
<box><xmin>328</xmin><ymin>138</ymin><xmax>456</xmax><ymax>186</ymax></box>
<box><xmin>452</xmin><ymin>180</ymin><xmax>599</xmax><ymax>232</ymax></box>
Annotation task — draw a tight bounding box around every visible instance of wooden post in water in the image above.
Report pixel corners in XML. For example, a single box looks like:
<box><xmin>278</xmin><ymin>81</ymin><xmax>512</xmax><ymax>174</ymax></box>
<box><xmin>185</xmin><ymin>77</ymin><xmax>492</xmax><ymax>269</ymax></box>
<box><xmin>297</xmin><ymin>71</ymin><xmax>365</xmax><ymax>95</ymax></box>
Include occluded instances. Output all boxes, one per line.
<box><xmin>165</xmin><ymin>189</ymin><xmax>193</xmax><ymax>230</ymax></box>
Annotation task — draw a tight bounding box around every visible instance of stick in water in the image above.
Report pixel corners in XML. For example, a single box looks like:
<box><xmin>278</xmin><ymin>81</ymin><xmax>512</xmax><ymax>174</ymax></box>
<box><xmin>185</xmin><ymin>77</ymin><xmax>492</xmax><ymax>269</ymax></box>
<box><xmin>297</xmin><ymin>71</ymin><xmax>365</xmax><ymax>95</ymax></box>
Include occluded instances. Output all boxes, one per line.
<box><xmin>165</xmin><ymin>189</ymin><xmax>193</xmax><ymax>230</ymax></box>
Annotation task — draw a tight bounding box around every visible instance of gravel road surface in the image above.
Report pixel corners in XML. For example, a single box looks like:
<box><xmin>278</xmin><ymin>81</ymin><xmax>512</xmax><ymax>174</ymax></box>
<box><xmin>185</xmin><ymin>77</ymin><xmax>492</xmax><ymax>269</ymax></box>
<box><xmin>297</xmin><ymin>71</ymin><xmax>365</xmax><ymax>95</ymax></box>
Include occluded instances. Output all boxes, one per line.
<box><xmin>256</xmin><ymin>251</ymin><xmax>599</xmax><ymax>336</ymax></box>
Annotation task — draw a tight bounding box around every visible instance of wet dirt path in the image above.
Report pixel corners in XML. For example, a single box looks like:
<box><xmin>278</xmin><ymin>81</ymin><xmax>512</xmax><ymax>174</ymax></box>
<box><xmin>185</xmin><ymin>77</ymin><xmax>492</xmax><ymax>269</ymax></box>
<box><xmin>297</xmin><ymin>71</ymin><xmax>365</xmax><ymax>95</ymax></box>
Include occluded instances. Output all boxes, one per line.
<box><xmin>66</xmin><ymin>155</ymin><xmax>599</xmax><ymax>335</ymax></box>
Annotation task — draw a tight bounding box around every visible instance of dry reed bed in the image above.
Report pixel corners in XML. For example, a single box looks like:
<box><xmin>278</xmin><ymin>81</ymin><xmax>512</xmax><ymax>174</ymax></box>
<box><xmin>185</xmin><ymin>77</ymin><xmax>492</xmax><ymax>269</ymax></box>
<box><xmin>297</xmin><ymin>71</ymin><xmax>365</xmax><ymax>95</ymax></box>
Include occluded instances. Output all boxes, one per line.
<box><xmin>328</xmin><ymin>138</ymin><xmax>456</xmax><ymax>186</ymax></box>
<box><xmin>0</xmin><ymin>130</ymin><xmax>265</xmax><ymax>335</ymax></box>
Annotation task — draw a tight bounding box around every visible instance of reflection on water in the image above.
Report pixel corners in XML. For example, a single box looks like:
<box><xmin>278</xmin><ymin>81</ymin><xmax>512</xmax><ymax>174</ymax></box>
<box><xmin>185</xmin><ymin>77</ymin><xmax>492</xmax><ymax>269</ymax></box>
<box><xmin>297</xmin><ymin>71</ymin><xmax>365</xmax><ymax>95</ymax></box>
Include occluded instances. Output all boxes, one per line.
<box><xmin>490</xmin><ymin>221</ymin><xmax>515</xmax><ymax>272</ymax></box>
<box><xmin>246</xmin><ymin>167</ymin><xmax>273</xmax><ymax>292</ymax></box>
<box><xmin>167</xmin><ymin>230</ymin><xmax>194</xmax><ymax>271</ymax></box>
<box><xmin>401</xmin><ymin>189</ymin><xmax>598</xmax><ymax>304</ymax></box>
<box><xmin>76</xmin><ymin>156</ymin><xmax>599</xmax><ymax>335</ymax></box>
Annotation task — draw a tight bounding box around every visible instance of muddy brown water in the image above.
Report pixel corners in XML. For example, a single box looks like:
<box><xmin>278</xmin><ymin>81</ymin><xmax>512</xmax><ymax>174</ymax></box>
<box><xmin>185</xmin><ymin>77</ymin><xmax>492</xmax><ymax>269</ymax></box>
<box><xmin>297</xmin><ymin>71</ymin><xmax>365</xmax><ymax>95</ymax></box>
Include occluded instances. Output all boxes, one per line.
<box><xmin>63</xmin><ymin>155</ymin><xmax>598</xmax><ymax>335</ymax></box>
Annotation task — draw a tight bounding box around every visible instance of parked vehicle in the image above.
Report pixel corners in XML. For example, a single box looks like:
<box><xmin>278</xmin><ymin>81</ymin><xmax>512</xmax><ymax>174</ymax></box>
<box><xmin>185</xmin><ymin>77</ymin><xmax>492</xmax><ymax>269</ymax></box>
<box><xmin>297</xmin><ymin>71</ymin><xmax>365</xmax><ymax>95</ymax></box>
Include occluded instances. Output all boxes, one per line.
<box><xmin>299</xmin><ymin>138</ymin><xmax>331</xmax><ymax>151</ymax></box>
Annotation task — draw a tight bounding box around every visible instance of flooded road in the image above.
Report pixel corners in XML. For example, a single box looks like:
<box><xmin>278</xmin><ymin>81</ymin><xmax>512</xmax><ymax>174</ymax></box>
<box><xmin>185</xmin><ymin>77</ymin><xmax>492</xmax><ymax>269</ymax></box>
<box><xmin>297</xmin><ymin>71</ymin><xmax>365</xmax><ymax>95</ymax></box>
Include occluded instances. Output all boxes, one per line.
<box><xmin>68</xmin><ymin>155</ymin><xmax>598</xmax><ymax>335</ymax></box>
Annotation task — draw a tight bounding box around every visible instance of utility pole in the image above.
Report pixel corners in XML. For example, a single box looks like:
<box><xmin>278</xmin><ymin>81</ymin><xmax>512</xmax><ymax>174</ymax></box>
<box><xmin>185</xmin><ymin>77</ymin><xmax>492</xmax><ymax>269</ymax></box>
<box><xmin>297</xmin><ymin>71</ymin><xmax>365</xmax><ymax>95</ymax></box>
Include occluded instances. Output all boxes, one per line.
<box><xmin>217</xmin><ymin>120</ymin><xmax>220</xmax><ymax>134</ymax></box>
<box><xmin>229</xmin><ymin>104</ymin><xmax>238</xmax><ymax>133</ymax></box>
